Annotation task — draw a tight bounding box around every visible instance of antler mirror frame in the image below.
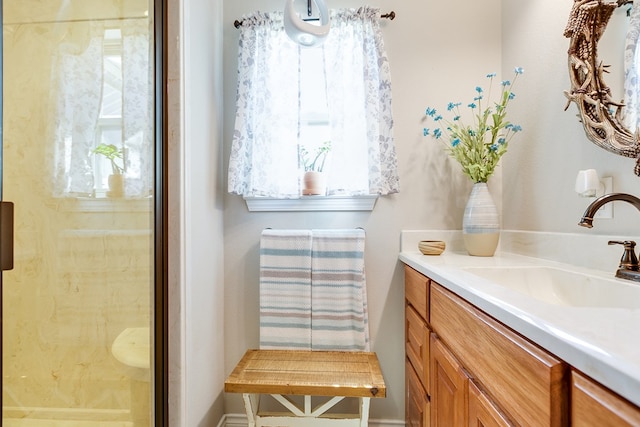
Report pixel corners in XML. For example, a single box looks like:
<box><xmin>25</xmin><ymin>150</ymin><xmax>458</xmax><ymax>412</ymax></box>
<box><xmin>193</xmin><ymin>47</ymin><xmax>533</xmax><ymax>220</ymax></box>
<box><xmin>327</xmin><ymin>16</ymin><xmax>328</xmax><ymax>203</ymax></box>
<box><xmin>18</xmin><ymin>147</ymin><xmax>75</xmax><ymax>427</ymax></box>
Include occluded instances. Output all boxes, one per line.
<box><xmin>564</xmin><ymin>0</ymin><xmax>640</xmax><ymax>176</ymax></box>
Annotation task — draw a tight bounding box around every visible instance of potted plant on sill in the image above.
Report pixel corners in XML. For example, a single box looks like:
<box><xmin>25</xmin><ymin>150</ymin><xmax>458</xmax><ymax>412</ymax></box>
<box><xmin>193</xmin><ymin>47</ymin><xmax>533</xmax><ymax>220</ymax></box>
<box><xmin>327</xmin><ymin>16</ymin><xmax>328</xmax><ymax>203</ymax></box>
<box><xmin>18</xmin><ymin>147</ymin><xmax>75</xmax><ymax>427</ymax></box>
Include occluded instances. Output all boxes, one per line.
<box><xmin>300</xmin><ymin>140</ymin><xmax>331</xmax><ymax>195</ymax></box>
<box><xmin>92</xmin><ymin>143</ymin><xmax>124</xmax><ymax>198</ymax></box>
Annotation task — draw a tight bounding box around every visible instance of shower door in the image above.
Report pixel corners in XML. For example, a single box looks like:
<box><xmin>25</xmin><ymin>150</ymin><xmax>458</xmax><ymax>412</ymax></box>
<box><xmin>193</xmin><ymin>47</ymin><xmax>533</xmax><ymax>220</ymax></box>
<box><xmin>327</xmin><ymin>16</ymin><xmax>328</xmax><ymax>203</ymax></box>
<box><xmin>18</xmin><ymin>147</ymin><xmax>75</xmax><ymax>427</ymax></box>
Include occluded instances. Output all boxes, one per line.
<box><xmin>1</xmin><ymin>0</ymin><xmax>163</xmax><ymax>425</ymax></box>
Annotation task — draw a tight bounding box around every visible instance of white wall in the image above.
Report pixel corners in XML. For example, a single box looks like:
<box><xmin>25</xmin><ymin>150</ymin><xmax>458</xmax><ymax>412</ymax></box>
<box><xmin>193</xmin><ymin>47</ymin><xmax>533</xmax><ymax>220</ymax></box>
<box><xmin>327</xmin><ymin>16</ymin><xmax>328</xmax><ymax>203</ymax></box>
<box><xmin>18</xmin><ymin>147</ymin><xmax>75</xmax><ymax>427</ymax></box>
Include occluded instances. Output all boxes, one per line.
<box><xmin>502</xmin><ymin>1</ymin><xmax>640</xmax><ymax>236</ymax></box>
<box><xmin>169</xmin><ymin>0</ymin><xmax>226</xmax><ymax>425</ymax></box>
<box><xmin>222</xmin><ymin>0</ymin><xmax>501</xmax><ymax>421</ymax></box>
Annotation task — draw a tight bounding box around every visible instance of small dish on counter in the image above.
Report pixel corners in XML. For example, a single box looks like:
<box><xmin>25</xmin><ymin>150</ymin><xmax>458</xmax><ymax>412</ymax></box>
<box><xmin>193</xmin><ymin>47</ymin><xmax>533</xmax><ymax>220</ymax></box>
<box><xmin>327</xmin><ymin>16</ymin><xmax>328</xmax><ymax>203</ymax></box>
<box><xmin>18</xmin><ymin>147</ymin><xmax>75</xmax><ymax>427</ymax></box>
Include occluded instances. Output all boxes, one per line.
<box><xmin>418</xmin><ymin>240</ymin><xmax>445</xmax><ymax>255</ymax></box>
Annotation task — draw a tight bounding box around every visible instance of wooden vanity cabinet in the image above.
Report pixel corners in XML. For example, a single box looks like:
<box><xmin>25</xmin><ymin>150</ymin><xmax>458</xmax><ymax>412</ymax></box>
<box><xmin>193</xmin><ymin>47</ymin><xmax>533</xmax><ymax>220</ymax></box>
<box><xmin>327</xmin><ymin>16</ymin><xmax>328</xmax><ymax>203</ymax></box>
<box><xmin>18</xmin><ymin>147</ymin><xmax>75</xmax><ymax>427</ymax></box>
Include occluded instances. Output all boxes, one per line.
<box><xmin>404</xmin><ymin>266</ymin><xmax>569</xmax><ymax>427</ymax></box>
<box><xmin>430</xmin><ymin>282</ymin><xmax>568</xmax><ymax>426</ymax></box>
<box><xmin>571</xmin><ymin>370</ymin><xmax>640</xmax><ymax>426</ymax></box>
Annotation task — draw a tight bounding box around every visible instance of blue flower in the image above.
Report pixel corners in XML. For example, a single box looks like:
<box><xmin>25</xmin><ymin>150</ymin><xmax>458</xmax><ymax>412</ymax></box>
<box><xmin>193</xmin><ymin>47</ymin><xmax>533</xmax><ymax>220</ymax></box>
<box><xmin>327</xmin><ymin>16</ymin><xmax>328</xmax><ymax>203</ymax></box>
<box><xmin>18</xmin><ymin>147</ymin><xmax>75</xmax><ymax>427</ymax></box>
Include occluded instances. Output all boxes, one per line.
<box><xmin>420</xmin><ymin>67</ymin><xmax>524</xmax><ymax>183</ymax></box>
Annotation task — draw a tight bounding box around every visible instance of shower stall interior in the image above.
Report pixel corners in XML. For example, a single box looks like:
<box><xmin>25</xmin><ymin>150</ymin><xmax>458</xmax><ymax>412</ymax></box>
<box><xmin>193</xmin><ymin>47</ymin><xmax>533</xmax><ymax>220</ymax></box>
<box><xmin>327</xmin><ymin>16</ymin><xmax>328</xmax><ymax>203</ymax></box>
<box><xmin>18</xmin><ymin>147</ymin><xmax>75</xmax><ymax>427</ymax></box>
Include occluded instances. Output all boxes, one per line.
<box><xmin>1</xmin><ymin>0</ymin><xmax>163</xmax><ymax>425</ymax></box>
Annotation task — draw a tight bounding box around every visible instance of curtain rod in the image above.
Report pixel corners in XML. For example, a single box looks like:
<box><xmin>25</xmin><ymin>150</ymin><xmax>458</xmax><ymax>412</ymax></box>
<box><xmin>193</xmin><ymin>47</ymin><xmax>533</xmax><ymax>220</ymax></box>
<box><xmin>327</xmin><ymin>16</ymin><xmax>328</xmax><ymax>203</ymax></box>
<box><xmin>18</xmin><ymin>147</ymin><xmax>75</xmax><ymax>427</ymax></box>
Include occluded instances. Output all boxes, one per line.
<box><xmin>234</xmin><ymin>10</ymin><xmax>395</xmax><ymax>29</ymax></box>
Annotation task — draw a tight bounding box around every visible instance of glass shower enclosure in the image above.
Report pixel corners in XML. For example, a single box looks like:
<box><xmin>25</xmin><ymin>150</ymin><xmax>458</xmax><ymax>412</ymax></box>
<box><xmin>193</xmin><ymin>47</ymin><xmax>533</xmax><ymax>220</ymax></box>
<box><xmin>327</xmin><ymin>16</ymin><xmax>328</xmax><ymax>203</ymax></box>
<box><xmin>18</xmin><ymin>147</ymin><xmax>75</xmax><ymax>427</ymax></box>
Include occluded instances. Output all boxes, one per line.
<box><xmin>1</xmin><ymin>0</ymin><xmax>161</xmax><ymax>425</ymax></box>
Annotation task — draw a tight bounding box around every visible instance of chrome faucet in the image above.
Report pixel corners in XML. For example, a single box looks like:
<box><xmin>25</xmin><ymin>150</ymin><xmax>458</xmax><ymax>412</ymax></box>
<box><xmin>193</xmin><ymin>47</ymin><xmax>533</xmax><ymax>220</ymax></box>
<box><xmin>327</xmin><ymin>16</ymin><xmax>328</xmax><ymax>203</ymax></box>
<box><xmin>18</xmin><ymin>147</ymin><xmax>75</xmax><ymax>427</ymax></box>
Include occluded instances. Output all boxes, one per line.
<box><xmin>579</xmin><ymin>193</ymin><xmax>640</xmax><ymax>282</ymax></box>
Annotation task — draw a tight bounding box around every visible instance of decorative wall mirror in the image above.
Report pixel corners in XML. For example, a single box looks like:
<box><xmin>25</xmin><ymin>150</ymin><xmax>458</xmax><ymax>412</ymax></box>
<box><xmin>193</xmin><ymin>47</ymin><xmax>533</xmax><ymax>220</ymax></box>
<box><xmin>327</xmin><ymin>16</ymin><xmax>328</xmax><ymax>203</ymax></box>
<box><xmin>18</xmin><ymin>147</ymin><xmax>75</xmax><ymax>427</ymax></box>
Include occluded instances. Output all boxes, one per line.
<box><xmin>564</xmin><ymin>0</ymin><xmax>640</xmax><ymax>176</ymax></box>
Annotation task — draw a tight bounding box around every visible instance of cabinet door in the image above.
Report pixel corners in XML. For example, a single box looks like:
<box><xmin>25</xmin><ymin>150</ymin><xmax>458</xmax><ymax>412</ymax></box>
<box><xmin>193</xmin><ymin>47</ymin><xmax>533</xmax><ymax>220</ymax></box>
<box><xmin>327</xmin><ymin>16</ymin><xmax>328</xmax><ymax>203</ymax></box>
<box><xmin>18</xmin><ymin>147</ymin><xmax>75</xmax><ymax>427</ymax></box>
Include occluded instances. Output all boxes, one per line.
<box><xmin>405</xmin><ymin>265</ymin><xmax>429</xmax><ymax>320</ymax></box>
<box><xmin>468</xmin><ymin>380</ymin><xmax>513</xmax><ymax>427</ymax></box>
<box><xmin>407</xmin><ymin>359</ymin><xmax>430</xmax><ymax>427</ymax></box>
<box><xmin>406</xmin><ymin>303</ymin><xmax>430</xmax><ymax>392</ymax></box>
<box><xmin>572</xmin><ymin>371</ymin><xmax>640</xmax><ymax>426</ymax></box>
<box><xmin>430</xmin><ymin>334</ymin><xmax>468</xmax><ymax>427</ymax></box>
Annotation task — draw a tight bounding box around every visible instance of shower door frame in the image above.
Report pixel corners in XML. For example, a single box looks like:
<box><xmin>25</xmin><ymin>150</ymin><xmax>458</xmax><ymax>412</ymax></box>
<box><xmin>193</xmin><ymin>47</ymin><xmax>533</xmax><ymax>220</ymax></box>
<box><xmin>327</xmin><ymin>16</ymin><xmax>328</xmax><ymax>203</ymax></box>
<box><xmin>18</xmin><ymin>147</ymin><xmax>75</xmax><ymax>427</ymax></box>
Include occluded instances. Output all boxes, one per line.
<box><xmin>154</xmin><ymin>0</ymin><xmax>169</xmax><ymax>424</ymax></box>
<box><xmin>0</xmin><ymin>0</ymin><xmax>170</xmax><ymax>425</ymax></box>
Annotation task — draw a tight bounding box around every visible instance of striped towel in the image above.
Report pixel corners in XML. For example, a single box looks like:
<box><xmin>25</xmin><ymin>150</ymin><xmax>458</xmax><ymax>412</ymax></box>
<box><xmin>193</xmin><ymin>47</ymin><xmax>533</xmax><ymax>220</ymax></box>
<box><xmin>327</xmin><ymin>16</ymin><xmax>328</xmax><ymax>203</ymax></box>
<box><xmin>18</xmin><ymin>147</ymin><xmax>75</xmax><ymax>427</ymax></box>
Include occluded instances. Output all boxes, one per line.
<box><xmin>310</xmin><ymin>229</ymin><xmax>370</xmax><ymax>351</ymax></box>
<box><xmin>259</xmin><ymin>229</ymin><xmax>313</xmax><ymax>350</ymax></box>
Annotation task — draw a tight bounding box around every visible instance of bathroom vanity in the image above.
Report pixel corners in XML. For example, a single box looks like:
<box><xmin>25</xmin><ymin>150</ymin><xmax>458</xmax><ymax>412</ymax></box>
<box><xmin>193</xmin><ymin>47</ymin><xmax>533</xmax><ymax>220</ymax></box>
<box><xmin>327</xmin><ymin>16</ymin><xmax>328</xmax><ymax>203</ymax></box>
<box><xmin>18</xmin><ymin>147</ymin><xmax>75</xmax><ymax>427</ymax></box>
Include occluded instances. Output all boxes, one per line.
<box><xmin>400</xmin><ymin>234</ymin><xmax>640</xmax><ymax>426</ymax></box>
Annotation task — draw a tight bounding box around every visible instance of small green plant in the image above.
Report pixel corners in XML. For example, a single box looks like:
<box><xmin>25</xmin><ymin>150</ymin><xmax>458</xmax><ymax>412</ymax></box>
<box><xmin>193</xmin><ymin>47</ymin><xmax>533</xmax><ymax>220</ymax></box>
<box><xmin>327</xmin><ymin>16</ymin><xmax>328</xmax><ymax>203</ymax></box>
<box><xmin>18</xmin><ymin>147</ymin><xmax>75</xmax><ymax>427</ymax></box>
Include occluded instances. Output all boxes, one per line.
<box><xmin>300</xmin><ymin>140</ymin><xmax>331</xmax><ymax>172</ymax></box>
<box><xmin>92</xmin><ymin>143</ymin><xmax>124</xmax><ymax>174</ymax></box>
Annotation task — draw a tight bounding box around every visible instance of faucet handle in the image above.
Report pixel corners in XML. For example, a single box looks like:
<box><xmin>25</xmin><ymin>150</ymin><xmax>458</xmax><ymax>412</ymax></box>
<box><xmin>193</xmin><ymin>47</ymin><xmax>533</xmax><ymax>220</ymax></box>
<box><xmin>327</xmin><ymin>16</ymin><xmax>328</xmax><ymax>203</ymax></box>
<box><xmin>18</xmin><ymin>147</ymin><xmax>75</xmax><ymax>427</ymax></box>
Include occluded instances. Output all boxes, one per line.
<box><xmin>608</xmin><ymin>240</ymin><xmax>639</xmax><ymax>271</ymax></box>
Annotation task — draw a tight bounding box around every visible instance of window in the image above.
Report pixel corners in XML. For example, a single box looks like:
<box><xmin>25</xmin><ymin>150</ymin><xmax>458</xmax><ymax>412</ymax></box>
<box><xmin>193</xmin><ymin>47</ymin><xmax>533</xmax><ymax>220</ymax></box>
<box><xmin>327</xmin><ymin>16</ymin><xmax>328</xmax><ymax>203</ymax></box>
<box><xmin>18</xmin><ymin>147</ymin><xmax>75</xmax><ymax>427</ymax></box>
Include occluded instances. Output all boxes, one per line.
<box><xmin>228</xmin><ymin>7</ymin><xmax>399</xmax><ymax>200</ymax></box>
<box><xmin>298</xmin><ymin>47</ymin><xmax>331</xmax><ymax>174</ymax></box>
<box><xmin>93</xmin><ymin>29</ymin><xmax>124</xmax><ymax>197</ymax></box>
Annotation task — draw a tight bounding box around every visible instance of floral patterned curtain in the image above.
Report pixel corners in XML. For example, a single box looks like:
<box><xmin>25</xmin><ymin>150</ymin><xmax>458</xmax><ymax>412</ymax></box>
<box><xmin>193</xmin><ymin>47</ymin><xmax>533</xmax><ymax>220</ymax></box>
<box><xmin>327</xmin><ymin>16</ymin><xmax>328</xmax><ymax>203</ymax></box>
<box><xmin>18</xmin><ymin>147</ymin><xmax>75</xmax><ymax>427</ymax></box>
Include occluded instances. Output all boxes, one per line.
<box><xmin>228</xmin><ymin>6</ymin><xmax>399</xmax><ymax>198</ymax></box>
<box><xmin>52</xmin><ymin>20</ymin><xmax>152</xmax><ymax>198</ymax></box>
<box><xmin>122</xmin><ymin>20</ymin><xmax>153</xmax><ymax>198</ymax></box>
<box><xmin>624</xmin><ymin>2</ymin><xmax>640</xmax><ymax>132</ymax></box>
<box><xmin>51</xmin><ymin>23</ymin><xmax>105</xmax><ymax>197</ymax></box>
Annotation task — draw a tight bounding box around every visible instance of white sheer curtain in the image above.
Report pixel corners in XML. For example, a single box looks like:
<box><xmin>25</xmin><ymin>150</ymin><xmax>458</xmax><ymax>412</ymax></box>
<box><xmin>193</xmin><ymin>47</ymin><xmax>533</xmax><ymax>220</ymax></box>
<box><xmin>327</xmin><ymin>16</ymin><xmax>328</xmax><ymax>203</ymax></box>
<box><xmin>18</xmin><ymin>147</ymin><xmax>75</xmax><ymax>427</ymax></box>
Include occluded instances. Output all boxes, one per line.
<box><xmin>624</xmin><ymin>2</ymin><xmax>640</xmax><ymax>133</ymax></box>
<box><xmin>122</xmin><ymin>20</ymin><xmax>154</xmax><ymax>197</ymax></box>
<box><xmin>228</xmin><ymin>6</ymin><xmax>399</xmax><ymax>198</ymax></box>
<box><xmin>323</xmin><ymin>7</ymin><xmax>397</xmax><ymax>195</ymax></box>
<box><xmin>52</xmin><ymin>20</ymin><xmax>152</xmax><ymax>198</ymax></box>
<box><xmin>52</xmin><ymin>23</ymin><xmax>104</xmax><ymax>197</ymax></box>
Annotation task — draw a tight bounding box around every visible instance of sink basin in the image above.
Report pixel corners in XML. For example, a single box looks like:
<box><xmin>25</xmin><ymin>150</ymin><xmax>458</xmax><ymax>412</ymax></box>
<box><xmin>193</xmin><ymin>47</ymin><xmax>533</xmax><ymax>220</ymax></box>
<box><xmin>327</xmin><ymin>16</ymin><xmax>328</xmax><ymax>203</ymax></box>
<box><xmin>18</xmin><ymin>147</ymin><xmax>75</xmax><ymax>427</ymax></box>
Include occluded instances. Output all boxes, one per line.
<box><xmin>112</xmin><ymin>327</ymin><xmax>150</xmax><ymax>382</ymax></box>
<box><xmin>463</xmin><ymin>266</ymin><xmax>640</xmax><ymax>309</ymax></box>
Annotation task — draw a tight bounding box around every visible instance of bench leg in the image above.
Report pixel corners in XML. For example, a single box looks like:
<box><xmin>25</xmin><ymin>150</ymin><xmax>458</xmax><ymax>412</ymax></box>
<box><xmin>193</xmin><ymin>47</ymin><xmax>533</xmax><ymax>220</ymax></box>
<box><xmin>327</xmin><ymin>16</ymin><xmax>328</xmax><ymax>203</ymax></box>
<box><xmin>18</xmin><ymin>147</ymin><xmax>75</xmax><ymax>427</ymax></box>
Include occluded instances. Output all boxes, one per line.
<box><xmin>359</xmin><ymin>397</ymin><xmax>371</xmax><ymax>427</ymax></box>
<box><xmin>242</xmin><ymin>393</ymin><xmax>258</xmax><ymax>427</ymax></box>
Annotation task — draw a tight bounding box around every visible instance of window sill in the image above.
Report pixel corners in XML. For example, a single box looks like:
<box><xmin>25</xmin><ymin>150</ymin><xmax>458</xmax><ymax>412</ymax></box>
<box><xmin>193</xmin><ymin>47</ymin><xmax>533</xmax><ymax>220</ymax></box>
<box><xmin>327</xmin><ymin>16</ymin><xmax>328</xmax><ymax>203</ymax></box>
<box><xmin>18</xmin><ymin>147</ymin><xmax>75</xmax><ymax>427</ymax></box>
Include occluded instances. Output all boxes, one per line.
<box><xmin>244</xmin><ymin>195</ymin><xmax>378</xmax><ymax>212</ymax></box>
<box><xmin>46</xmin><ymin>197</ymin><xmax>153</xmax><ymax>213</ymax></box>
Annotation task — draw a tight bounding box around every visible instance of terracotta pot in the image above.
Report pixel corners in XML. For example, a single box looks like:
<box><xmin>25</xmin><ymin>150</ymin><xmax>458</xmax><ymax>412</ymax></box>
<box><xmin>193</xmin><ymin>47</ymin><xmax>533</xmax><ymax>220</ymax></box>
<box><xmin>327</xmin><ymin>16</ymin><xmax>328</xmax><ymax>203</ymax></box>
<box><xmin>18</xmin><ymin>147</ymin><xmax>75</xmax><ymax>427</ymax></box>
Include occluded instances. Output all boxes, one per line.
<box><xmin>107</xmin><ymin>174</ymin><xmax>124</xmax><ymax>198</ymax></box>
<box><xmin>302</xmin><ymin>171</ymin><xmax>326</xmax><ymax>195</ymax></box>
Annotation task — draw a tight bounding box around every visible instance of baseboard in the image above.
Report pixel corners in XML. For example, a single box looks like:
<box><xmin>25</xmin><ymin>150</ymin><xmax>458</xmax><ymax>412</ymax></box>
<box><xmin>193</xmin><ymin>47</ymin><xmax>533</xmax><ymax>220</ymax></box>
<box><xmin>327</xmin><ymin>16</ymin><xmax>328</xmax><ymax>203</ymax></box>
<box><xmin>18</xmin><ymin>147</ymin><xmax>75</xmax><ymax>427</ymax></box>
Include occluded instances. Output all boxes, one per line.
<box><xmin>219</xmin><ymin>413</ymin><xmax>405</xmax><ymax>427</ymax></box>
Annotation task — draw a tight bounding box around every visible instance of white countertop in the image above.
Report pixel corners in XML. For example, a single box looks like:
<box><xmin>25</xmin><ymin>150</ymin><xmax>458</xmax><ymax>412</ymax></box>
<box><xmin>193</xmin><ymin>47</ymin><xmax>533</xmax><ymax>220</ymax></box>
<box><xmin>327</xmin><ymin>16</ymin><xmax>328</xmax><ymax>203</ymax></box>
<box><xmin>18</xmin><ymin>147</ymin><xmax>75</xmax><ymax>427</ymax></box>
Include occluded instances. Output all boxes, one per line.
<box><xmin>399</xmin><ymin>248</ymin><xmax>640</xmax><ymax>407</ymax></box>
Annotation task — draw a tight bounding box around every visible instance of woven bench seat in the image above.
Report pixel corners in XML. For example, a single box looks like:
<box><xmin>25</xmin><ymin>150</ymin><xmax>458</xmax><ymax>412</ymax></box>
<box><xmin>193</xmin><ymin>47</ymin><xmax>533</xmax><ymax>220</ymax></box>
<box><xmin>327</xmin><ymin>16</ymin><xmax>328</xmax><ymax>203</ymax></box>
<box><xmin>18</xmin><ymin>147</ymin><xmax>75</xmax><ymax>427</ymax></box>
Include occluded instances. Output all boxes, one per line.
<box><xmin>225</xmin><ymin>349</ymin><xmax>386</xmax><ymax>427</ymax></box>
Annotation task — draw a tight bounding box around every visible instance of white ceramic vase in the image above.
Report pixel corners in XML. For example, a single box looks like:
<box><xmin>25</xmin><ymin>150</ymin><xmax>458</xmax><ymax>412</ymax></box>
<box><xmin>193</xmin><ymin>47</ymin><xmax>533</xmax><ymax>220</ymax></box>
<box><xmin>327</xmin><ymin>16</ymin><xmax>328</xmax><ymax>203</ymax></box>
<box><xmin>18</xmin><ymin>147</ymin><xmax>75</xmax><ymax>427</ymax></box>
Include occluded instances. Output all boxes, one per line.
<box><xmin>462</xmin><ymin>182</ymin><xmax>499</xmax><ymax>257</ymax></box>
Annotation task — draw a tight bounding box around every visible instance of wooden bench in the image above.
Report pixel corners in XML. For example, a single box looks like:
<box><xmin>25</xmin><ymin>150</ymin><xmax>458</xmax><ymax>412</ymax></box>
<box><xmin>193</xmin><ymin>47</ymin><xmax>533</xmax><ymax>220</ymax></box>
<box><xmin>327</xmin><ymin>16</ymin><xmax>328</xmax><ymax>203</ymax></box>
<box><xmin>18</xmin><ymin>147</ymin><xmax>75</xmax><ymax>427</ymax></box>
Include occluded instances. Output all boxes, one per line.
<box><xmin>224</xmin><ymin>349</ymin><xmax>386</xmax><ymax>427</ymax></box>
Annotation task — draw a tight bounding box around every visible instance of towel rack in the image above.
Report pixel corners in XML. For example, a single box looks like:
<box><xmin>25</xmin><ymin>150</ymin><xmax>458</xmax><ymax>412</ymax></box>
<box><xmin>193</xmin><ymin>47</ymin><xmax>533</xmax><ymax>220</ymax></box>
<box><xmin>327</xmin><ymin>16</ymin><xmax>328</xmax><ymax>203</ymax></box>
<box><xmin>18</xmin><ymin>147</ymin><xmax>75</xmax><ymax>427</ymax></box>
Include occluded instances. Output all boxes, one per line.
<box><xmin>234</xmin><ymin>10</ymin><xmax>395</xmax><ymax>29</ymax></box>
